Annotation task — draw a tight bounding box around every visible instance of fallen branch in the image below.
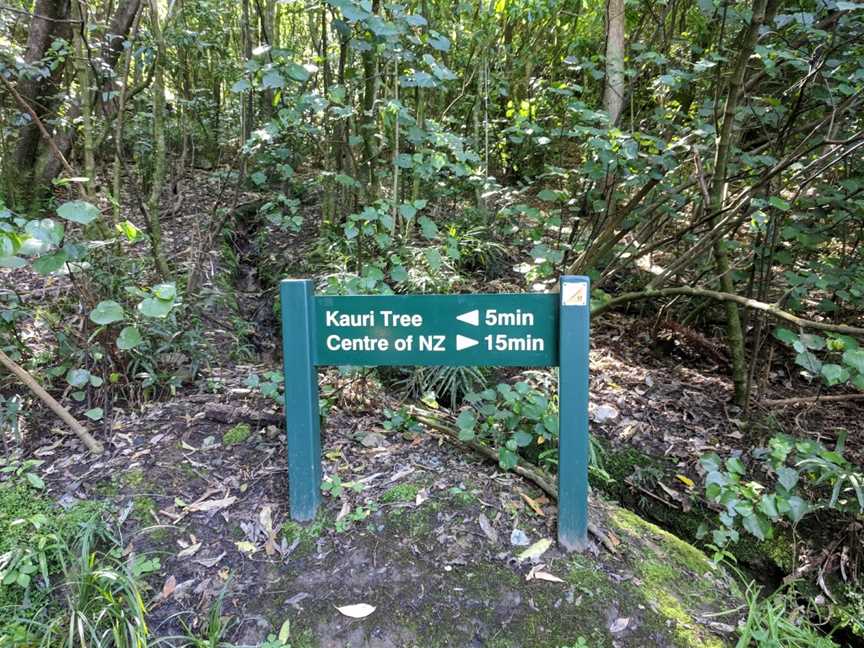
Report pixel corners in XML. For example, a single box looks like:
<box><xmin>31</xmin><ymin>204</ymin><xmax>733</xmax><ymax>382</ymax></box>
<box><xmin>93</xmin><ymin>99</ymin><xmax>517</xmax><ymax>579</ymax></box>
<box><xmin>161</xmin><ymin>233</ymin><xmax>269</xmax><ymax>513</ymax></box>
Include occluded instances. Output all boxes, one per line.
<box><xmin>0</xmin><ymin>349</ymin><xmax>104</xmax><ymax>454</ymax></box>
<box><xmin>592</xmin><ymin>286</ymin><xmax>864</xmax><ymax>336</ymax></box>
<box><xmin>761</xmin><ymin>393</ymin><xmax>864</xmax><ymax>407</ymax></box>
<box><xmin>407</xmin><ymin>406</ymin><xmax>617</xmax><ymax>553</ymax></box>
<box><xmin>203</xmin><ymin>401</ymin><xmax>282</xmax><ymax>426</ymax></box>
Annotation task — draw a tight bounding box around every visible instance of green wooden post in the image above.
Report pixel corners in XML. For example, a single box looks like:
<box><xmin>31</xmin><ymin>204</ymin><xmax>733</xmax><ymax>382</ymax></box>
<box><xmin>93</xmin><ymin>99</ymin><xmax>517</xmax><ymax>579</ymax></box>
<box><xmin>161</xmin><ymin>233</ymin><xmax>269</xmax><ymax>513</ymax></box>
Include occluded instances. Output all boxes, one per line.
<box><xmin>280</xmin><ymin>279</ymin><xmax>322</xmax><ymax>521</ymax></box>
<box><xmin>558</xmin><ymin>275</ymin><xmax>590</xmax><ymax>551</ymax></box>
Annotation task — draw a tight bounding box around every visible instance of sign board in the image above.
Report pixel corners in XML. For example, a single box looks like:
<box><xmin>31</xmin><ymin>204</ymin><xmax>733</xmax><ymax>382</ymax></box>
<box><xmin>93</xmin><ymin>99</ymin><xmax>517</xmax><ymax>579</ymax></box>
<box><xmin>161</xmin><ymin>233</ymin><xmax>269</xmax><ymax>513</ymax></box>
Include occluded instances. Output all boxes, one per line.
<box><xmin>281</xmin><ymin>276</ymin><xmax>591</xmax><ymax>550</ymax></box>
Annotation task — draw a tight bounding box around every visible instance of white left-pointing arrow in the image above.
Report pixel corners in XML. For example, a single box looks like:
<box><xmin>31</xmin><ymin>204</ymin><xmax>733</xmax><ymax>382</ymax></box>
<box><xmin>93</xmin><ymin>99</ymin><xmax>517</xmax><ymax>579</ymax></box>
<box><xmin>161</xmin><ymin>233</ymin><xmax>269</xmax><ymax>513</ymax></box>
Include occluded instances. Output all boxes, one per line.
<box><xmin>456</xmin><ymin>309</ymin><xmax>480</xmax><ymax>326</ymax></box>
<box><xmin>456</xmin><ymin>335</ymin><xmax>479</xmax><ymax>351</ymax></box>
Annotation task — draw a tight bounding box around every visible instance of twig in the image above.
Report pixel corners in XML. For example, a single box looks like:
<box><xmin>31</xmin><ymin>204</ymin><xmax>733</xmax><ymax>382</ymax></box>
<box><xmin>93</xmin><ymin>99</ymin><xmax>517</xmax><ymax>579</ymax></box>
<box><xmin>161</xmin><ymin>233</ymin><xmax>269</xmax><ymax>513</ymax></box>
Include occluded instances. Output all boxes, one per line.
<box><xmin>761</xmin><ymin>393</ymin><xmax>864</xmax><ymax>407</ymax></box>
<box><xmin>592</xmin><ymin>285</ymin><xmax>864</xmax><ymax>336</ymax></box>
<box><xmin>0</xmin><ymin>349</ymin><xmax>104</xmax><ymax>454</ymax></box>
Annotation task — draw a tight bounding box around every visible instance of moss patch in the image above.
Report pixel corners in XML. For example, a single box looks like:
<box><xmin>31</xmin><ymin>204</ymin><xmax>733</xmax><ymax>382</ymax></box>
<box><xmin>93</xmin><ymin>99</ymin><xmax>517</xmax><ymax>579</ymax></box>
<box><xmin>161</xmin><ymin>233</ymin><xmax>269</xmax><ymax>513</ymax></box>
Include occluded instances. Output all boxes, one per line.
<box><xmin>223</xmin><ymin>423</ymin><xmax>252</xmax><ymax>446</ymax></box>
<box><xmin>380</xmin><ymin>482</ymin><xmax>422</xmax><ymax>503</ymax></box>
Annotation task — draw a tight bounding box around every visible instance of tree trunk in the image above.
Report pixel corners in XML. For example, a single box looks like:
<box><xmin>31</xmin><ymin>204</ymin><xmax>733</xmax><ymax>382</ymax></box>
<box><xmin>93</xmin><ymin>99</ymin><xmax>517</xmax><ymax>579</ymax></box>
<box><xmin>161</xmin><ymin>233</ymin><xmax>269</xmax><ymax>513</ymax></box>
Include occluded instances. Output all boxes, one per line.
<box><xmin>603</xmin><ymin>0</ymin><xmax>625</xmax><ymax>125</ymax></box>
<box><xmin>145</xmin><ymin>0</ymin><xmax>171</xmax><ymax>279</ymax></box>
<box><xmin>707</xmin><ymin>0</ymin><xmax>775</xmax><ymax>406</ymax></box>
<box><xmin>70</xmin><ymin>0</ymin><xmax>96</xmax><ymax>199</ymax></box>
<box><xmin>10</xmin><ymin>0</ymin><xmax>72</xmax><ymax>200</ymax></box>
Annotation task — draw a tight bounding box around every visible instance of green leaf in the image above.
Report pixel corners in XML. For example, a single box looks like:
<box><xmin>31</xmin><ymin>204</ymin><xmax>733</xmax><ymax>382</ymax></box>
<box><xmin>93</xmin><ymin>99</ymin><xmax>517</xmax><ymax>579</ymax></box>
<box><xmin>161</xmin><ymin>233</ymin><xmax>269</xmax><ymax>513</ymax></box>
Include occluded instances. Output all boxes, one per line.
<box><xmin>774</xmin><ymin>327</ymin><xmax>797</xmax><ymax>344</ymax></box>
<box><xmin>537</xmin><ymin>189</ymin><xmax>558</xmax><ymax>202</ymax></box>
<box><xmin>456</xmin><ymin>409</ymin><xmax>476</xmax><ymax>431</ymax></box>
<box><xmin>776</xmin><ymin>466</ymin><xmax>799</xmax><ymax>491</ymax></box>
<box><xmin>513</xmin><ymin>430</ymin><xmax>533</xmax><ymax>447</ymax></box>
<box><xmin>423</xmin><ymin>248</ymin><xmax>442</xmax><ymax>270</ymax></box>
<box><xmin>116</xmin><ymin>326</ymin><xmax>143</xmax><ymax>350</ymax></box>
<box><xmin>138</xmin><ymin>298</ymin><xmax>173</xmax><ymax>318</ymax></box>
<box><xmin>261</xmin><ymin>70</ymin><xmax>284</xmax><ymax>89</ymax></box>
<box><xmin>230</xmin><ymin>79</ymin><xmax>251</xmax><ymax>92</ymax></box>
<box><xmin>66</xmin><ymin>368</ymin><xmax>90</xmax><ymax>388</ymax></box>
<box><xmin>726</xmin><ymin>456</ymin><xmax>746</xmax><ymax>475</ymax></box>
<box><xmin>842</xmin><ymin>349</ymin><xmax>864</xmax><ymax>374</ymax></box>
<box><xmin>286</xmin><ymin>63</ymin><xmax>313</xmax><ymax>82</ymax></box>
<box><xmin>84</xmin><ymin>407</ymin><xmax>104</xmax><ymax>421</ymax></box>
<box><xmin>795</xmin><ymin>351</ymin><xmax>821</xmax><ymax>375</ymax></box>
<box><xmin>152</xmin><ymin>283</ymin><xmax>177</xmax><ymax>301</ymax></box>
<box><xmin>16</xmin><ymin>572</ymin><xmax>31</xmax><ymax>588</ymax></box>
<box><xmin>0</xmin><ymin>256</ymin><xmax>27</xmax><ymax>268</ymax></box>
<box><xmin>799</xmin><ymin>333</ymin><xmax>825</xmax><ymax>350</ymax></box>
<box><xmin>32</xmin><ymin>250</ymin><xmax>68</xmax><ymax>275</ymax></box>
<box><xmin>786</xmin><ymin>495</ymin><xmax>808</xmax><ymax>523</ymax></box>
<box><xmin>418</xmin><ymin>216</ymin><xmax>438</xmax><ymax>239</ymax></box>
<box><xmin>768</xmin><ymin>196</ymin><xmax>790</xmax><ymax>211</ymax></box>
<box><xmin>741</xmin><ymin>513</ymin><xmax>769</xmax><ymax>541</ymax></box>
<box><xmin>25</xmin><ymin>472</ymin><xmax>45</xmax><ymax>489</ymax></box>
<box><xmin>820</xmin><ymin>363</ymin><xmax>849</xmax><ymax>386</ymax></box>
<box><xmin>89</xmin><ymin>300</ymin><xmax>125</xmax><ymax>325</ymax></box>
<box><xmin>389</xmin><ymin>266</ymin><xmax>408</xmax><ymax>283</ymax></box>
<box><xmin>56</xmin><ymin>200</ymin><xmax>99</xmax><ymax>225</ymax></box>
<box><xmin>758</xmin><ymin>494</ymin><xmax>779</xmax><ymax>519</ymax></box>
<box><xmin>116</xmin><ymin>220</ymin><xmax>142</xmax><ymax>241</ymax></box>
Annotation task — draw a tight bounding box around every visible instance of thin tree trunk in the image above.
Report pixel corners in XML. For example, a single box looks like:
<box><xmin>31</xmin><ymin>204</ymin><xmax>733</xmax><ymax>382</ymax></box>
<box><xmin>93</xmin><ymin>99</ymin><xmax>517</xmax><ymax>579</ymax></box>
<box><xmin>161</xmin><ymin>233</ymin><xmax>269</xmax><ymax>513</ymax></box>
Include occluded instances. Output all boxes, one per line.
<box><xmin>70</xmin><ymin>0</ymin><xmax>96</xmax><ymax>199</ymax></box>
<box><xmin>145</xmin><ymin>0</ymin><xmax>171</xmax><ymax>278</ymax></box>
<box><xmin>707</xmin><ymin>0</ymin><xmax>774</xmax><ymax>406</ymax></box>
<box><xmin>603</xmin><ymin>0</ymin><xmax>625</xmax><ymax>125</ymax></box>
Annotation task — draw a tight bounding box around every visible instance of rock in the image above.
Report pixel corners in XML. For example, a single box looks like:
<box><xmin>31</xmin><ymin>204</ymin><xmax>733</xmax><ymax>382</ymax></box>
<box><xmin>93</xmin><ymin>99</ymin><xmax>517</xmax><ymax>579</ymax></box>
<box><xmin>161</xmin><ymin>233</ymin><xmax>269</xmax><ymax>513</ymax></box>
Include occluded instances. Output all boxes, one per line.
<box><xmin>510</xmin><ymin>528</ymin><xmax>530</xmax><ymax>546</ymax></box>
<box><xmin>361</xmin><ymin>432</ymin><xmax>387</xmax><ymax>448</ymax></box>
<box><xmin>591</xmin><ymin>403</ymin><xmax>619</xmax><ymax>423</ymax></box>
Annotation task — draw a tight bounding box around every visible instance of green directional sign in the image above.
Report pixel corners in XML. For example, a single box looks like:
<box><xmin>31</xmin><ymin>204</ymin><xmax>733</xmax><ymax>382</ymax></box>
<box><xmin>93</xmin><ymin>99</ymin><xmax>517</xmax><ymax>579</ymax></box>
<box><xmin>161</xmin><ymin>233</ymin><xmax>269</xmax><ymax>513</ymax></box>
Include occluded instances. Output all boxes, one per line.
<box><xmin>314</xmin><ymin>293</ymin><xmax>558</xmax><ymax>367</ymax></box>
<box><xmin>281</xmin><ymin>276</ymin><xmax>591</xmax><ymax>551</ymax></box>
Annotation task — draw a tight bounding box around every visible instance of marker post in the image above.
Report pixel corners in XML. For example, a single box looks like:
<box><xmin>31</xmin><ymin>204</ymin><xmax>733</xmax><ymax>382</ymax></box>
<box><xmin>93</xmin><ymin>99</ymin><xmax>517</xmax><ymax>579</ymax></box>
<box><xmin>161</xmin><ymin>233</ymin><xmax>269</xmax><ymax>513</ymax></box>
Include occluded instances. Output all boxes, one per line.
<box><xmin>280</xmin><ymin>277</ymin><xmax>591</xmax><ymax>549</ymax></box>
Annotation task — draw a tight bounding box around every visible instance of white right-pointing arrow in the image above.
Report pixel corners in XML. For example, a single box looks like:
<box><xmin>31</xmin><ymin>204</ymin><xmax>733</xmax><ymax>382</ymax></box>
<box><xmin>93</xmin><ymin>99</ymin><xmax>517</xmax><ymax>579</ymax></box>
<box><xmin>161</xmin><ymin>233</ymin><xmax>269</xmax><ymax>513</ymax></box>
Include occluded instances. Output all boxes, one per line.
<box><xmin>456</xmin><ymin>334</ymin><xmax>479</xmax><ymax>351</ymax></box>
<box><xmin>456</xmin><ymin>309</ymin><xmax>480</xmax><ymax>326</ymax></box>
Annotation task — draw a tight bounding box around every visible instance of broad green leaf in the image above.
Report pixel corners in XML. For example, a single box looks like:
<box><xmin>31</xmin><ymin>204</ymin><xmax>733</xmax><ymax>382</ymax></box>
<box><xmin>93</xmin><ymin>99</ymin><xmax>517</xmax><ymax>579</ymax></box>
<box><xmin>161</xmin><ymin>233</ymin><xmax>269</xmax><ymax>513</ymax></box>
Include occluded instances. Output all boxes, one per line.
<box><xmin>423</xmin><ymin>247</ymin><xmax>442</xmax><ymax>270</ymax></box>
<box><xmin>418</xmin><ymin>216</ymin><xmax>438</xmax><ymax>239</ymax></box>
<box><xmin>152</xmin><ymin>283</ymin><xmax>176</xmax><ymax>300</ymax></box>
<box><xmin>773</xmin><ymin>327</ymin><xmax>797</xmax><ymax>344</ymax></box>
<box><xmin>25</xmin><ymin>219</ymin><xmax>64</xmax><ymax>246</ymax></box>
<box><xmin>84</xmin><ymin>407</ymin><xmax>104</xmax><ymax>421</ymax></box>
<box><xmin>776</xmin><ymin>466</ymin><xmax>799</xmax><ymax>491</ymax></box>
<box><xmin>25</xmin><ymin>472</ymin><xmax>45</xmax><ymax>489</ymax></box>
<box><xmin>786</xmin><ymin>495</ymin><xmax>808</xmax><ymax>523</ymax></box>
<box><xmin>389</xmin><ymin>266</ymin><xmax>408</xmax><ymax>283</ymax></box>
<box><xmin>842</xmin><ymin>349</ymin><xmax>864</xmax><ymax>374</ymax></box>
<box><xmin>89</xmin><ymin>300</ymin><xmax>125</xmax><ymax>325</ymax></box>
<box><xmin>56</xmin><ymin>200</ymin><xmax>99</xmax><ymax>225</ymax></box>
<box><xmin>66</xmin><ymin>368</ymin><xmax>90</xmax><ymax>387</ymax></box>
<box><xmin>726</xmin><ymin>456</ymin><xmax>746</xmax><ymax>475</ymax></box>
<box><xmin>741</xmin><ymin>513</ymin><xmax>768</xmax><ymax>540</ymax></box>
<box><xmin>117</xmin><ymin>326</ymin><xmax>143</xmax><ymax>350</ymax></box>
<box><xmin>0</xmin><ymin>256</ymin><xmax>27</xmax><ymax>268</ymax></box>
<box><xmin>456</xmin><ymin>409</ymin><xmax>476</xmax><ymax>430</ymax></box>
<box><xmin>32</xmin><ymin>250</ymin><xmax>68</xmax><ymax>275</ymax></box>
<box><xmin>116</xmin><ymin>220</ymin><xmax>142</xmax><ymax>241</ymax></box>
<box><xmin>513</xmin><ymin>430</ymin><xmax>533</xmax><ymax>447</ymax></box>
<box><xmin>261</xmin><ymin>70</ymin><xmax>284</xmax><ymax>89</ymax></box>
<box><xmin>820</xmin><ymin>363</ymin><xmax>849</xmax><ymax>386</ymax></box>
<box><xmin>286</xmin><ymin>63</ymin><xmax>313</xmax><ymax>82</ymax></box>
<box><xmin>794</xmin><ymin>351</ymin><xmax>821</xmax><ymax>374</ymax></box>
<box><xmin>230</xmin><ymin>79</ymin><xmax>251</xmax><ymax>92</ymax></box>
<box><xmin>138</xmin><ymin>298</ymin><xmax>173</xmax><ymax>318</ymax></box>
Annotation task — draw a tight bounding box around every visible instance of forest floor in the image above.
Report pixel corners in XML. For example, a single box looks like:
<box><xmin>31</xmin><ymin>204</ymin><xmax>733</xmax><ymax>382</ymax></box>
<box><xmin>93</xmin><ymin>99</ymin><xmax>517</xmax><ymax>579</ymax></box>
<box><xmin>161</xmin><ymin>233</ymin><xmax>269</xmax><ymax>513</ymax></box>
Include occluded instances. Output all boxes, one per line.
<box><xmin>6</xmin><ymin>170</ymin><xmax>864</xmax><ymax>646</ymax></box>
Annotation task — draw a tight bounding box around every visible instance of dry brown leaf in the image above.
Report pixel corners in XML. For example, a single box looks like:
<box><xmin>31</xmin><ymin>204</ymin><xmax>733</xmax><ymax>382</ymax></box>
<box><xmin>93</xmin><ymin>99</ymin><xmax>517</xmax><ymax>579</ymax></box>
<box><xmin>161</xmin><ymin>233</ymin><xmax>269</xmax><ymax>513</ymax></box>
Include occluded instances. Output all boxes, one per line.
<box><xmin>187</xmin><ymin>496</ymin><xmax>236</xmax><ymax>513</ymax></box>
<box><xmin>519</xmin><ymin>491</ymin><xmax>545</xmax><ymax>517</ymax></box>
<box><xmin>161</xmin><ymin>575</ymin><xmax>177</xmax><ymax>599</ymax></box>
<box><xmin>478</xmin><ymin>513</ymin><xmax>499</xmax><ymax>544</ymax></box>
<box><xmin>526</xmin><ymin>564</ymin><xmax>565</xmax><ymax>583</ymax></box>
<box><xmin>177</xmin><ymin>542</ymin><xmax>202</xmax><ymax>558</ymax></box>
<box><xmin>193</xmin><ymin>552</ymin><xmax>226</xmax><ymax>568</ymax></box>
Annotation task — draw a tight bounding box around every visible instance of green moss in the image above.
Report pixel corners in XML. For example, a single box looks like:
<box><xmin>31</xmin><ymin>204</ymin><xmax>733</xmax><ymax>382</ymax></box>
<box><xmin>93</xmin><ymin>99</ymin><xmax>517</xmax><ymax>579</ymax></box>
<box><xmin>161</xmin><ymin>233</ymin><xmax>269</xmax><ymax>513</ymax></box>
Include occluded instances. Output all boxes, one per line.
<box><xmin>131</xmin><ymin>496</ymin><xmax>157</xmax><ymax>522</ymax></box>
<box><xmin>282</xmin><ymin>515</ymin><xmax>327</xmax><ymax>556</ymax></box>
<box><xmin>448</xmin><ymin>486</ymin><xmax>477</xmax><ymax>506</ymax></box>
<box><xmin>122</xmin><ymin>468</ymin><xmax>146</xmax><ymax>488</ymax></box>
<box><xmin>381</xmin><ymin>482</ymin><xmax>421</xmax><ymax>503</ymax></box>
<box><xmin>223</xmin><ymin>423</ymin><xmax>252</xmax><ymax>446</ymax></box>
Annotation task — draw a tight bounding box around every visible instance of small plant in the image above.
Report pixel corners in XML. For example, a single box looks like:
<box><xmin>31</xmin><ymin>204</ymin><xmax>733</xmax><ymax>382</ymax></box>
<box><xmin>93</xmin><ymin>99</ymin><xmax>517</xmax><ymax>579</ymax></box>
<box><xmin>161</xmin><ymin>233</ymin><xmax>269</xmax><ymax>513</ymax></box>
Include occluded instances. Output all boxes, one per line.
<box><xmin>382</xmin><ymin>407</ymin><xmax>422</xmax><ymax>435</ymax></box>
<box><xmin>698</xmin><ymin>432</ymin><xmax>864</xmax><ymax>555</ymax></box>
<box><xmin>735</xmin><ymin>579</ymin><xmax>838</xmax><ymax>647</ymax></box>
<box><xmin>181</xmin><ymin>587</ymin><xmax>233</xmax><ymax>648</ymax></box>
<box><xmin>0</xmin><ymin>457</ymin><xmax>45</xmax><ymax>489</ymax></box>
<box><xmin>456</xmin><ymin>381</ymin><xmax>558</xmax><ymax>470</ymax></box>
<box><xmin>334</xmin><ymin>503</ymin><xmax>377</xmax><ymax>533</ymax></box>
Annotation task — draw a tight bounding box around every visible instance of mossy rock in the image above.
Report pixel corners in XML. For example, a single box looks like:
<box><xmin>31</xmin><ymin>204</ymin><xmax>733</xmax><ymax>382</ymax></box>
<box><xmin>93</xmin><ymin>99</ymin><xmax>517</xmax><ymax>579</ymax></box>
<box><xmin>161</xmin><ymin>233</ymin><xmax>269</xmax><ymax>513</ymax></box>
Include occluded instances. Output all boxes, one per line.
<box><xmin>244</xmin><ymin>496</ymin><xmax>742</xmax><ymax>647</ymax></box>
<box><xmin>223</xmin><ymin>423</ymin><xmax>252</xmax><ymax>446</ymax></box>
